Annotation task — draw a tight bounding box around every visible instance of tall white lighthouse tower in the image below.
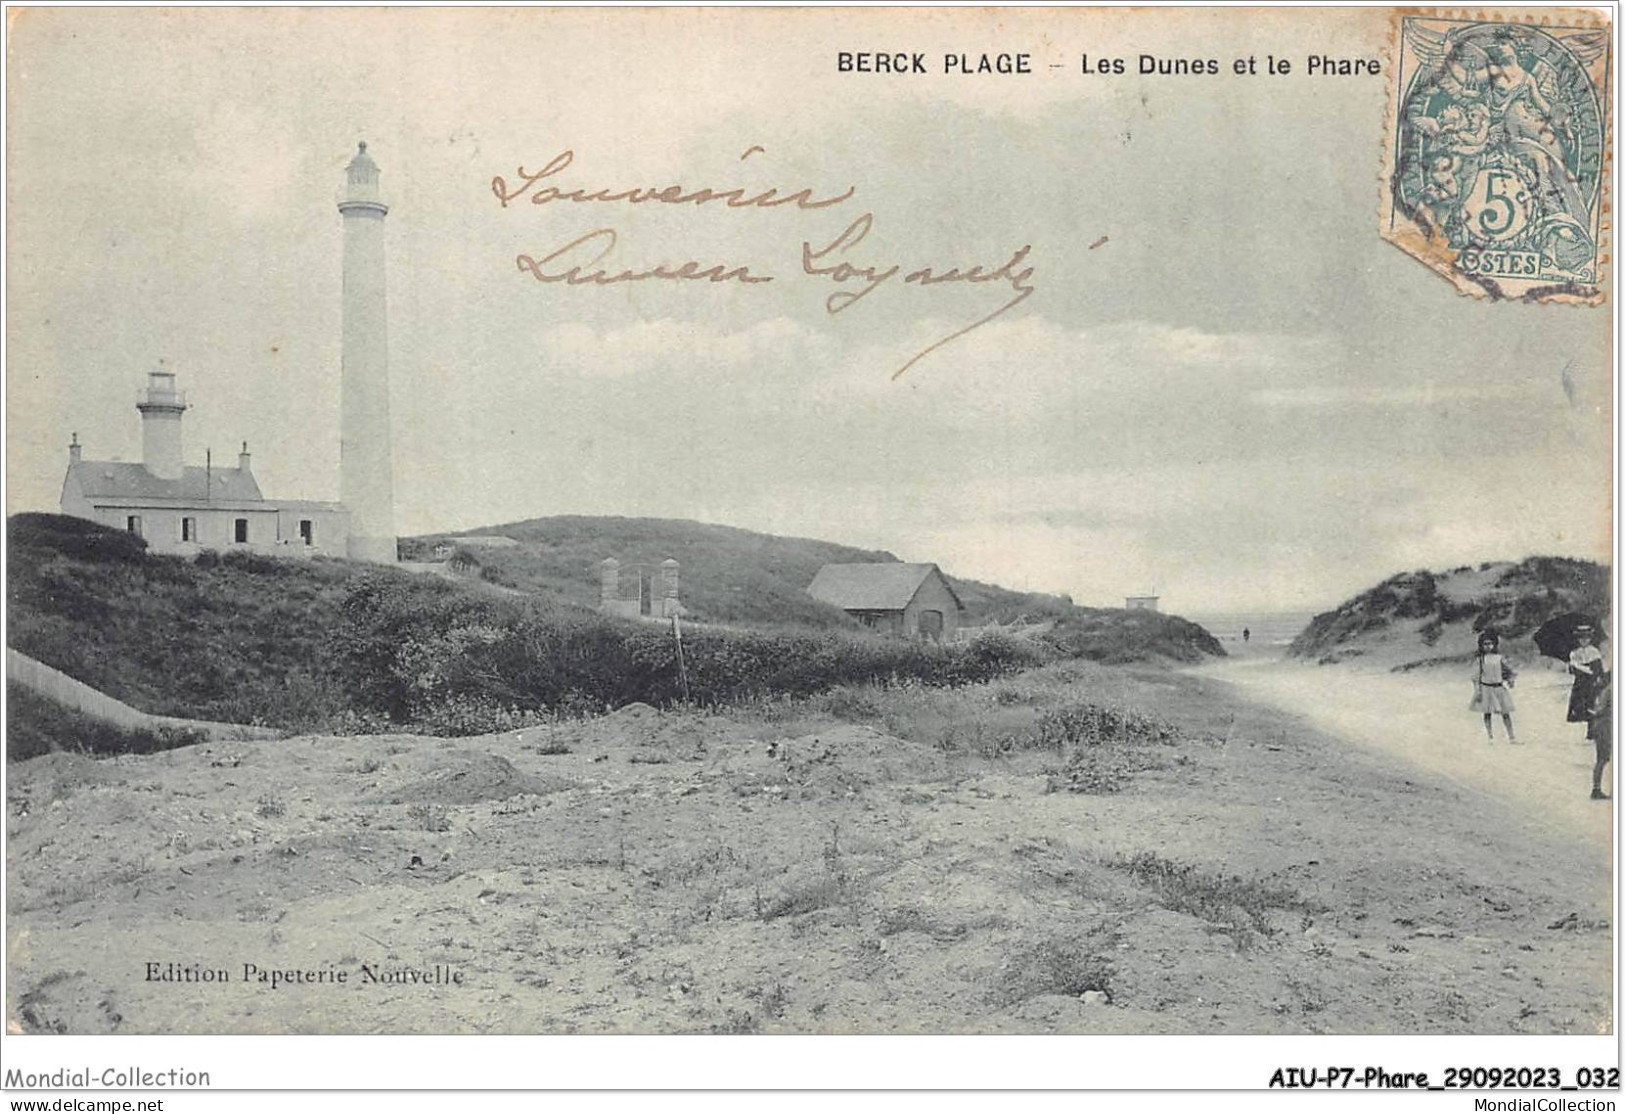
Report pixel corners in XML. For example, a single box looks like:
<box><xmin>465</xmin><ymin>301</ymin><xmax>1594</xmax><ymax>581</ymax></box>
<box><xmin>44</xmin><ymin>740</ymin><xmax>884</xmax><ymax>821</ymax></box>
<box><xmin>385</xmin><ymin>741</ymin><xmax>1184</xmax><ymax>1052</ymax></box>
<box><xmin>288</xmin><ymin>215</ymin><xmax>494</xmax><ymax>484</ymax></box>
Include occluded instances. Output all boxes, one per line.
<box><xmin>338</xmin><ymin>141</ymin><xmax>398</xmax><ymax>563</ymax></box>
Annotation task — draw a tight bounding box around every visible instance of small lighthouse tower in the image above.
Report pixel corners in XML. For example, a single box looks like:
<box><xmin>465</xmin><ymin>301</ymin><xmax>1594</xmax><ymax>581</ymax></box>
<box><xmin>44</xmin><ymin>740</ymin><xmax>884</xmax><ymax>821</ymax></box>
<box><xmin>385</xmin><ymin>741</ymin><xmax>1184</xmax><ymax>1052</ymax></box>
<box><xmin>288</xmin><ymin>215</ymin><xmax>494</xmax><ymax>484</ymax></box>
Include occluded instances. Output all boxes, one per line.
<box><xmin>338</xmin><ymin>141</ymin><xmax>397</xmax><ymax>563</ymax></box>
<box><xmin>136</xmin><ymin>369</ymin><xmax>188</xmax><ymax>480</ymax></box>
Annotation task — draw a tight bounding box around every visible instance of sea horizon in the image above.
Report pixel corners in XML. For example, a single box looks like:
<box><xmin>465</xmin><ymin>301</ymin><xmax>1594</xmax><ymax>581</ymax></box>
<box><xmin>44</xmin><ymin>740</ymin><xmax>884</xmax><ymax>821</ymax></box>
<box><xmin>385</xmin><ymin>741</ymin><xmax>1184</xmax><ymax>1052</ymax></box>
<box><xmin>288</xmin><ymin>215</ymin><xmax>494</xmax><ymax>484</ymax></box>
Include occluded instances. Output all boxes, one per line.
<box><xmin>1183</xmin><ymin>609</ymin><xmax>1322</xmax><ymax>647</ymax></box>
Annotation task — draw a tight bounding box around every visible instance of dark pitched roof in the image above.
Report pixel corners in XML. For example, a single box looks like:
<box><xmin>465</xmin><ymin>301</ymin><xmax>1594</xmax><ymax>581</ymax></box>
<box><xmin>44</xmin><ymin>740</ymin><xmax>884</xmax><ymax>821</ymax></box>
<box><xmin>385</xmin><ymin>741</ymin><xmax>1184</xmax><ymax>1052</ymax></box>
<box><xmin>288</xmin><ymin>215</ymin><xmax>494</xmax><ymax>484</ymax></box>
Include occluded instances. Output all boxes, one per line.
<box><xmin>806</xmin><ymin>562</ymin><xmax>964</xmax><ymax>612</ymax></box>
<box><xmin>68</xmin><ymin>461</ymin><xmax>265</xmax><ymax>506</ymax></box>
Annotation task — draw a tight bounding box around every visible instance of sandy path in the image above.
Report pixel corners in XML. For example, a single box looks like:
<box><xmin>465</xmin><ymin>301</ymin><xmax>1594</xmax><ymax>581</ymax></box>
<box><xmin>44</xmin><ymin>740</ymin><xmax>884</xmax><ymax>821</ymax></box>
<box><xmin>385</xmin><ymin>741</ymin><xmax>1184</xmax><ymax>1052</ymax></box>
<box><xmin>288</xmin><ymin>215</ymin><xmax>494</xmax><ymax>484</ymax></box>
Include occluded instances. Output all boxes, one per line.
<box><xmin>1201</xmin><ymin>647</ymin><xmax>1612</xmax><ymax>848</ymax></box>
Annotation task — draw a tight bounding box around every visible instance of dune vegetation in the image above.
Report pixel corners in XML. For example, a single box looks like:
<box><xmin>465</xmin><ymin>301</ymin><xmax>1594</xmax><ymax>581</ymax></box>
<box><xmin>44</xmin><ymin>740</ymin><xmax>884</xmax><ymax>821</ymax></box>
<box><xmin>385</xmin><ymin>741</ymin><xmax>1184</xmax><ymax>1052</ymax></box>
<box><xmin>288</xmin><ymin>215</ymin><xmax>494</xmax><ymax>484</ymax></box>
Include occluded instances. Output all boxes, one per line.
<box><xmin>9</xmin><ymin>513</ymin><xmax>1221</xmax><ymax>754</ymax></box>
<box><xmin>1288</xmin><ymin>557</ymin><xmax>1611</xmax><ymax>669</ymax></box>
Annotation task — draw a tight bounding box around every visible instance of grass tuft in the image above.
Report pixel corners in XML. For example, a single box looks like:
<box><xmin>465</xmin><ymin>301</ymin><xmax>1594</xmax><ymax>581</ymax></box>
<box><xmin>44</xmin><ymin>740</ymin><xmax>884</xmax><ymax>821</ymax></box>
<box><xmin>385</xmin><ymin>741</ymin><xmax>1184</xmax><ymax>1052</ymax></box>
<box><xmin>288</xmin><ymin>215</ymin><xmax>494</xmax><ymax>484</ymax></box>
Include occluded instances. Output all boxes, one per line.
<box><xmin>996</xmin><ymin>928</ymin><xmax>1117</xmax><ymax>1004</ymax></box>
<box><xmin>1104</xmin><ymin>851</ymin><xmax>1308</xmax><ymax>947</ymax></box>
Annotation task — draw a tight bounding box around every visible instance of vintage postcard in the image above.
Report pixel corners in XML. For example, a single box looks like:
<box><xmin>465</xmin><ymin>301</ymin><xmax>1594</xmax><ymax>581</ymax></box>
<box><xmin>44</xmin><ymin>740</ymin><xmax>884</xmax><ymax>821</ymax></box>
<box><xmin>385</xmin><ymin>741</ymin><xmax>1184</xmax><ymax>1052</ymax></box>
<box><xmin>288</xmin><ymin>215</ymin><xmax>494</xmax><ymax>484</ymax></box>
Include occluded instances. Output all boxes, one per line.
<box><xmin>2</xmin><ymin>4</ymin><xmax>1616</xmax><ymax>1095</ymax></box>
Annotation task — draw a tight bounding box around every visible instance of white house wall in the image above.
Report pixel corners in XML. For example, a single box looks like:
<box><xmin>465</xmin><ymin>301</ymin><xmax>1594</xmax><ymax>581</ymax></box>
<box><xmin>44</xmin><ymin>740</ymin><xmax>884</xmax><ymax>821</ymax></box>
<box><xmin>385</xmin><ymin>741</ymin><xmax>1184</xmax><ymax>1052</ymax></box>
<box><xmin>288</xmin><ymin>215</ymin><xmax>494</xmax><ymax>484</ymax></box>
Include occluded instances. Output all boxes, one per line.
<box><xmin>89</xmin><ymin>504</ymin><xmax>347</xmax><ymax>558</ymax></box>
<box><xmin>275</xmin><ymin>507</ymin><xmax>350</xmax><ymax>555</ymax></box>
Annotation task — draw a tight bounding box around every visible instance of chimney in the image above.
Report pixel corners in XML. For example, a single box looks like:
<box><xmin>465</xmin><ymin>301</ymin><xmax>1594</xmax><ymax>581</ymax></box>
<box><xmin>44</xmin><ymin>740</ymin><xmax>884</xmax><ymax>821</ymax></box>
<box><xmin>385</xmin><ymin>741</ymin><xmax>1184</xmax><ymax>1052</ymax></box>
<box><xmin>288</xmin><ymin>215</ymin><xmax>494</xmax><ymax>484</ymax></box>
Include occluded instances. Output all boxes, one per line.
<box><xmin>136</xmin><ymin>369</ymin><xmax>188</xmax><ymax>480</ymax></box>
<box><xmin>238</xmin><ymin>440</ymin><xmax>252</xmax><ymax>473</ymax></box>
<box><xmin>68</xmin><ymin>432</ymin><xmax>82</xmax><ymax>465</ymax></box>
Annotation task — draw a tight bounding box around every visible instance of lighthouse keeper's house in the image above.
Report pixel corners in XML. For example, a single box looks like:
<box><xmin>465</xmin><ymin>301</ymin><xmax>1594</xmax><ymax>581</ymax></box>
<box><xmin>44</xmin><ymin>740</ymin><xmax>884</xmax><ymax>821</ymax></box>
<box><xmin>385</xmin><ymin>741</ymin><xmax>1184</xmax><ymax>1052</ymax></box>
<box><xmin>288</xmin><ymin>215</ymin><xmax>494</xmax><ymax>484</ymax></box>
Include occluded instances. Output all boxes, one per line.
<box><xmin>60</xmin><ymin>370</ymin><xmax>350</xmax><ymax>557</ymax></box>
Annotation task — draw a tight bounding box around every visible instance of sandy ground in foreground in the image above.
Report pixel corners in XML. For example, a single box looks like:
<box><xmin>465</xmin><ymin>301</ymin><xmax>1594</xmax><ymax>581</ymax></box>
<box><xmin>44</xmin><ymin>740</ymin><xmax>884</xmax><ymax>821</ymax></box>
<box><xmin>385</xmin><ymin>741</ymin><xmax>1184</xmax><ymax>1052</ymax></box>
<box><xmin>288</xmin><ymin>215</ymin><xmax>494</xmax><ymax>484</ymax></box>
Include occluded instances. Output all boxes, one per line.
<box><xmin>1203</xmin><ymin>643</ymin><xmax>1612</xmax><ymax>848</ymax></box>
<box><xmin>5</xmin><ymin>651</ymin><xmax>1614</xmax><ymax>1036</ymax></box>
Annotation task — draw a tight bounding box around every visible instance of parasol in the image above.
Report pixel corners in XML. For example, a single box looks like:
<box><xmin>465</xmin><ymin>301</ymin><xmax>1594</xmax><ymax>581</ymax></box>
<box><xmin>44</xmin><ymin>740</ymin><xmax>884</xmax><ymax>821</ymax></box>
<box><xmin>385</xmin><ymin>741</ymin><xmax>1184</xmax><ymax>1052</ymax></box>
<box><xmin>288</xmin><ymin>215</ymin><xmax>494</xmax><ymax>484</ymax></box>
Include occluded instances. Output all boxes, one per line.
<box><xmin>1532</xmin><ymin>612</ymin><xmax>1607</xmax><ymax>662</ymax></box>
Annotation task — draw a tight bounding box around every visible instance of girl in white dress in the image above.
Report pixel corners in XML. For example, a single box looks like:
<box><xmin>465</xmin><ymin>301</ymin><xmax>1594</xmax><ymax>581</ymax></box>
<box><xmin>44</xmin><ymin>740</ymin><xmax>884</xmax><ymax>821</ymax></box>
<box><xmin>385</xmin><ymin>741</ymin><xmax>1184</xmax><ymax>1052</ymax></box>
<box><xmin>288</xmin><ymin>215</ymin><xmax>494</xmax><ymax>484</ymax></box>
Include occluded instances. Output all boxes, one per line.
<box><xmin>1469</xmin><ymin>630</ymin><xmax>1517</xmax><ymax>742</ymax></box>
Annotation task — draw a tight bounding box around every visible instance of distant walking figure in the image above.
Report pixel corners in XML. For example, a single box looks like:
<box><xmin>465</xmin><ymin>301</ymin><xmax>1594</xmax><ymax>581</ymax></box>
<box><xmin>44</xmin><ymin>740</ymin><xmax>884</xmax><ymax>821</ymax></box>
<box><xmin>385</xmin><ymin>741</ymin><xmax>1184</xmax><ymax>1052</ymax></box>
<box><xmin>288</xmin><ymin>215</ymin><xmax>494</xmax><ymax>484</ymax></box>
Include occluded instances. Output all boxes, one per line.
<box><xmin>1469</xmin><ymin>630</ymin><xmax>1516</xmax><ymax>742</ymax></box>
<box><xmin>1242</xmin><ymin>627</ymin><xmax>1251</xmax><ymax>643</ymax></box>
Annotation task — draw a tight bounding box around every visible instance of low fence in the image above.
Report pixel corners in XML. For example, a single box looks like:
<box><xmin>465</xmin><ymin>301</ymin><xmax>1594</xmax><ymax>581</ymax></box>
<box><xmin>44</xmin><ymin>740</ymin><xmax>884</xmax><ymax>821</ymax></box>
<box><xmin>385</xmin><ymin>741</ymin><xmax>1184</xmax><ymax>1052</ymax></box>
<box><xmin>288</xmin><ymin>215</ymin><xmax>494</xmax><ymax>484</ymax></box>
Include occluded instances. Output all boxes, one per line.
<box><xmin>7</xmin><ymin>648</ymin><xmax>281</xmax><ymax>742</ymax></box>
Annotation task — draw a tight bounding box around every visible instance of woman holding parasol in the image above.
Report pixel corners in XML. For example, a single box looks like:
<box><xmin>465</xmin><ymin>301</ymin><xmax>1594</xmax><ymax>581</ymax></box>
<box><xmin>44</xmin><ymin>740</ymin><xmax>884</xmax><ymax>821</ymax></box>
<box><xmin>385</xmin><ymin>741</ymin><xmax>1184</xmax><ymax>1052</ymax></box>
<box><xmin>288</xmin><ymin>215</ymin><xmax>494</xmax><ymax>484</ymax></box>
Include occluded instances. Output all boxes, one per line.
<box><xmin>1534</xmin><ymin>614</ymin><xmax>1612</xmax><ymax>799</ymax></box>
<box><xmin>1567</xmin><ymin>624</ymin><xmax>1611</xmax><ymax>800</ymax></box>
<box><xmin>1566</xmin><ymin>624</ymin><xmax>1608</xmax><ymax>723</ymax></box>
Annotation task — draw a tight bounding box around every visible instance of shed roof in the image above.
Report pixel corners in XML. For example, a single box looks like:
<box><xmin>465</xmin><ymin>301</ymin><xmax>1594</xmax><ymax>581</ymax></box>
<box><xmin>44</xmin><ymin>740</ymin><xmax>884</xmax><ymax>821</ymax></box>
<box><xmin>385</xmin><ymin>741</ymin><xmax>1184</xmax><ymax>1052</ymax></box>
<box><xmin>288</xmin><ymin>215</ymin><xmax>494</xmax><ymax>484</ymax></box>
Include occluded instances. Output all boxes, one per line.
<box><xmin>69</xmin><ymin>461</ymin><xmax>264</xmax><ymax>505</ymax></box>
<box><xmin>807</xmin><ymin>562</ymin><xmax>964</xmax><ymax>612</ymax></box>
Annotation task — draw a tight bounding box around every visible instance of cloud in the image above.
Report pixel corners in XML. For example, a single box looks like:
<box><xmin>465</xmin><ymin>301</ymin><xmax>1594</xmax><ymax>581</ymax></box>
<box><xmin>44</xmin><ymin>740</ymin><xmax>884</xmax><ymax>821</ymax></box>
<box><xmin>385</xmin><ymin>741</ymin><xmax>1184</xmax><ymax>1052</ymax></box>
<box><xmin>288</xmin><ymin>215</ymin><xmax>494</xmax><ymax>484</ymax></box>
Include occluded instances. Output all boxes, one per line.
<box><xmin>810</xmin><ymin>314</ymin><xmax>1341</xmax><ymax>425</ymax></box>
<box><xmin>1251</xmin><ymin>384</ymin><xmax>1534</xmax><ymax>409</ymax></box>
<box><xmin>539</xmin><ymin>317</ymin><xmax>836</xmax><ymax>379</ymax></box>
<box><xmin>717</xmin><ymin>446</ymin><xmax>1609</xmax><ymax>613</ymax></box>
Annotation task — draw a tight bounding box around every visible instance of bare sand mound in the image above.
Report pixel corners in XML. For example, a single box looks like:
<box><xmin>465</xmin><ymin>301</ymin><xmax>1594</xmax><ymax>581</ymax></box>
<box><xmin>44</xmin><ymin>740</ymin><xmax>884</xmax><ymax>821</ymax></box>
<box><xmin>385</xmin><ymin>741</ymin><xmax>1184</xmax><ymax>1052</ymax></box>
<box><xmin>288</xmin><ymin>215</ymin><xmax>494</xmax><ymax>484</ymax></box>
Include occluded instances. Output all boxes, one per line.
<box><xmin>370</xmin><ymin>751</ymin><xmax>556</xmax><ymax>806</ymax></box>
<box><xmin>8</xmin><ymin>751</ymin><xmax>123</xmax><ymax>810</ymax></box>
<box><xmin>717</xmin><ymin>726</ymin><xmax>951</xmax><ymax>798</ymax></box>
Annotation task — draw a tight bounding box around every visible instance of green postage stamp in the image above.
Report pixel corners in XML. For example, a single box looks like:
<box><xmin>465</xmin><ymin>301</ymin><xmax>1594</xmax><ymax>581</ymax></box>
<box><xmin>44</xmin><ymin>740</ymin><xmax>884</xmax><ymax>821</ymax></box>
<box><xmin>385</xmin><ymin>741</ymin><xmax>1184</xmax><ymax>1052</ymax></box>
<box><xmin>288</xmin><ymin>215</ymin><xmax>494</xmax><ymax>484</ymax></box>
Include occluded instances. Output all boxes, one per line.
<box><xmin>1381</xmin><ymin>9</ymin><xmax>1612</xmax><ymax>304</ymax></box>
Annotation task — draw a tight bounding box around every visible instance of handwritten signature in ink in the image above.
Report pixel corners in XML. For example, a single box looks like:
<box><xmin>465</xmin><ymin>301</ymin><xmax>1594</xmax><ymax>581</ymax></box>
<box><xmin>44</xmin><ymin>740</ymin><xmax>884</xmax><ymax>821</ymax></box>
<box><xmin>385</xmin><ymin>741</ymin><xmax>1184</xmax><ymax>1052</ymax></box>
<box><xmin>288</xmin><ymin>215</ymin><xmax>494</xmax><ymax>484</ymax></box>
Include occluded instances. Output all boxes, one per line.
<box><xmin>801</xmin><ymin>213</ymin><xmax>1035</xmax><ymax>380</ymax></box>
<box><xmin>499</xmin><ymin>149</ymin><xmax>1042</xmax><ymax>379</ymax></box>
<box><xmin>493</xmin><ymin>148</ymin><xmax>855</xmax><ymax>212</ymax></box>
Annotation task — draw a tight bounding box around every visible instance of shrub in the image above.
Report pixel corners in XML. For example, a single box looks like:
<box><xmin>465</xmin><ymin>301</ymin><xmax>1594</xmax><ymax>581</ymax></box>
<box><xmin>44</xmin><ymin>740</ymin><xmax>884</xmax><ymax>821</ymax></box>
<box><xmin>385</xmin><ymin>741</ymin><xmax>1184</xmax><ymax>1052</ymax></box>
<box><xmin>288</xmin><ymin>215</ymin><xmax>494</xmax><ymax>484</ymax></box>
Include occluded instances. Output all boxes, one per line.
<box><xmin>407</xmin><ymin>803</ymin><xmax>452</xmax><ymax>832</ymax></box>
<box><xmin>1040</xmin><ymin>610</ymin><xmax>1222</xmax><ymax>664</ymax></box>
<box><xmin>11</xmin><ymin>517</ymin><xmax>363</xmax><ymax>728</ymax></box>
<box><xmin>327</xmin><ymin>708</ymin><xmax>396</xmax><ymax>736</ymax></box>
<box><xmin>1036</xmin><ymin>702</ymin><xmax>1180</xmax><ymax>750</ymax></box>
<box><xmin>1105</xmin><ymin>851</ymin><xmax>1308</xmax><ymax>947</ymax></box>
<box><xmin>1038</xmin><ymin>702</ymin><xmax>1183</xmax><ymax>793</ymax></box>
<box><xmin>997</xmin><ymin>934</ymin><xmax>1115</xmax><ymax>1004</ymax></box>
<box><xmin>6</xmin><ymin>683</ymin><xmax>206</xmax><ymax>761</ymax></box>
<box><xmin>1419</xmin><ymin>618</ymin><xmax>1444</xmax><ymax>647</ymax></box>
<box><xmin>326</xmin><ymin>573</ymin><xmax>527</xmax><ymax>721</ymax></box>
<box><xmin>8</xmin><ymin>513</ymin><xmax>148</xmax><ymax>564</ymax></box>
<box><xmin>326</xmin><ymin>574</ymin><xmax>1053</xmax><ymax>726</ymax></box>
<box><xmin>412</xmin><ymin>693</ymin><xmax>546</xmax><ymax>738</ymax></box>
<box><xmin>760</xmin><ymin>875</ymin><xmax>849</xmax><ymax>921</ymax></box>
<box><xmin>821</xmin><ymin>685</ymin><xmax>885</xmax><ymax>721</ymax></box>
<box><xmin>220</xmin><ymin>550</ymin><xmax>292</xmax><ymax>577</ymax></box>
<box><xmin>964</xmin><ymin>629</ymin><xmax>1054</xmax><ymax>674</ymax></box>
<box><xmin>11</xmin><ymin>512</ymin><xmax>1121</xmax><ymax>739</ymax></box>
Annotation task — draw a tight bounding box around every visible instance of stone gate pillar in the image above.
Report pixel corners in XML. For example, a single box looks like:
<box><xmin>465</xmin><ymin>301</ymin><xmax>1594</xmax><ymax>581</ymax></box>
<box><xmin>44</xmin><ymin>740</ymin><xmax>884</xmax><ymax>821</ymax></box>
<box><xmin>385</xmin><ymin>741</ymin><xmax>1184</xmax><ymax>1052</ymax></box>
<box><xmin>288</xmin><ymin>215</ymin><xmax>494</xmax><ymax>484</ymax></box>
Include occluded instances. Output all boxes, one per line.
<box><xmin>659</xmin><ymin>558</ymin><xmax>680</xmax><ymax>618</ymax></box>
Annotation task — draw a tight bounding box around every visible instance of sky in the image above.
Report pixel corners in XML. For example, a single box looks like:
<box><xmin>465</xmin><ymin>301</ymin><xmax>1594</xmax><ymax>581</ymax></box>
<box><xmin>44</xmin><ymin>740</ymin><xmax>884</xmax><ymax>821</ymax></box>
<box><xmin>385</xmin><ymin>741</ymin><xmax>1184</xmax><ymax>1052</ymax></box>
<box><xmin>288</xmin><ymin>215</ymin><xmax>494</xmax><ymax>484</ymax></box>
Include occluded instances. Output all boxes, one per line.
<box><xmin>6</xmin><ymin>8</ymin><xmax>1613</xmax><ymax>614</ymax></box>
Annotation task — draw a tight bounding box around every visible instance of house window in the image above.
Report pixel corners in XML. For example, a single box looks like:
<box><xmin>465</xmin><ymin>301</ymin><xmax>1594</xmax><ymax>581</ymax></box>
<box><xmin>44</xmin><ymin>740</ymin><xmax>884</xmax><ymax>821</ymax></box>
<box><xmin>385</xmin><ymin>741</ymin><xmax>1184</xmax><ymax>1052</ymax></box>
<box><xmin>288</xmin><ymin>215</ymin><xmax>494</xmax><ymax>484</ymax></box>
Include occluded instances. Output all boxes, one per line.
<box><xmin>125</xmin><ymin>515</ymin><xmax>143</xmax><ymax>537</ymax></box>
<box><xmin>299</xmin><ymin>519</ymin><xmax>314</xmax><ymax>546</ymax></box>
<box><xmin>181</xmin><ymin>517</ymin><xmax>197</xmax><ymax>542</ymax></box>
<box><xmin>234</xmin><ymin>518</ymin><xmax>249</xmax><ymax>544</ymax></box>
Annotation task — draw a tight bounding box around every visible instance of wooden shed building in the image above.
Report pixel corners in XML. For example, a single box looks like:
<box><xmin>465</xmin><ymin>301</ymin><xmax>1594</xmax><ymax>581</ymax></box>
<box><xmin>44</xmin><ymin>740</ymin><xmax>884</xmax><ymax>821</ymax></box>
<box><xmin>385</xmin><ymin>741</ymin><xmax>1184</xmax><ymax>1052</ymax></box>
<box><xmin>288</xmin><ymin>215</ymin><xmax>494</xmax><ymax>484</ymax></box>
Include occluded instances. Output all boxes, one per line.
<box><xmin>806</xmin><ymin>562</ymin><xmax>965</xmax><ymax>641</ymax></box>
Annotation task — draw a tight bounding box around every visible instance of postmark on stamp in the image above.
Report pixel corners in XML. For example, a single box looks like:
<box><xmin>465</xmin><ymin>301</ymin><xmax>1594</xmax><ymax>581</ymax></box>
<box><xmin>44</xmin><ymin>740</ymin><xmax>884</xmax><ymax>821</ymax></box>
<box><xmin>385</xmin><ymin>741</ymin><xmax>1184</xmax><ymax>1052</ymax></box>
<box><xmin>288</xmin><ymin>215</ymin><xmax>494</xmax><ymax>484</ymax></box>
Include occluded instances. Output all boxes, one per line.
<box><xmin>1381</xmin><ymin>10</ymin><xmax>1611</xmax><ymax>304</ymax></box>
